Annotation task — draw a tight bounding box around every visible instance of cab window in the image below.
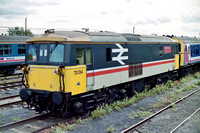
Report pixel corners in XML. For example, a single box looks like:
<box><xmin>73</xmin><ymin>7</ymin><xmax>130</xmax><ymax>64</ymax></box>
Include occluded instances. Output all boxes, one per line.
<box><xmin>76</xmin><ymin>48</ymin><xmax>84</xmax><ymax>65</ymax></box>
<box><xmin>50</xmin><ymin>44</ymin><xmax>64</xmax><ymax>62</ymax></box>
<box><xmin>28</xmin><ymin>44</ymin><xmax>37</xmax><ymax>61</ymax></box>
<box><xmin>86</xmin><ymin>48</ymin><xmax>91</xmax><ymax>64</ymax></box>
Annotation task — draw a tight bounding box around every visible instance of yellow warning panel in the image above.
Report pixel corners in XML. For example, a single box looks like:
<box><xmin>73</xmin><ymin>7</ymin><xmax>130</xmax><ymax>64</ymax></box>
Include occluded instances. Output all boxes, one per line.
<box><xmin>27</xmin><ymin>65</ymin><xmax>60</xmax><ymax>92</ymax></box>
<box><xmin>65</xmin><ymin>65</ymin><xmax>87</xmax><ymax>95</ymax></box>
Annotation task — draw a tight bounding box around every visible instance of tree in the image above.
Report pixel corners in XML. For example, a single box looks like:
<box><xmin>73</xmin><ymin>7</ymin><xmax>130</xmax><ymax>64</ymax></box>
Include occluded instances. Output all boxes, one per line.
<box><xmin>7</xmin><ymin>27</ymin><xmax>33</xmax><ymax>36</ymax></box>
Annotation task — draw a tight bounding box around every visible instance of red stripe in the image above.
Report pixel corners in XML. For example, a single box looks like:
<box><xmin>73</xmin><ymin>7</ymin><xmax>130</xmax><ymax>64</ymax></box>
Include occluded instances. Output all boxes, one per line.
<box><xmin>143</xmin><ymin>59</ymin><xmax>174</xmax><ymax>67</ymax></box>
<box><xmin>0</xmin><ymin>59</ymin><xmax>25</xmax><ymax>62</ymax></box>
<box><xmin>87</xmin><ymin>59</ymin><xmax>175</xmax><ymax>77</ymax></box>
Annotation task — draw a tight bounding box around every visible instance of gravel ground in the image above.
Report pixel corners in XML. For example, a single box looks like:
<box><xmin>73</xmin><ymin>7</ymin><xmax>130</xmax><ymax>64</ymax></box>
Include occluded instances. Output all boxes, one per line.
<box><xmin>0</xmin><ymin>85</ymin><xmax>22</xmax><ymax>98</ymax></box>
<box><xmin>136</xmin><ymin>90</ymin><xmax>200</xmax><ymax>133</ymax></box>
<box><xmin>0</xmin><ymin>104</ymin><xmax>39</xmax><ymax>126</ymax></box>
<box><xmin>67</xmin><ymin>79</ymin><xmax>200</xmax><ymax>133</ymax></box>
<box><xmin>3</xmin><ymin>116</ymin><xmax>65</xmax><ymax>133</ymax></box>
<box><xmin>175</xmin><ymin>110</ymin><xmax>200</xmax><ymax>133</ymax></box>
<box><xmin>0</xmin><ymin>87</ymin><xmax>38</xmax><ymax>126</ymax></box>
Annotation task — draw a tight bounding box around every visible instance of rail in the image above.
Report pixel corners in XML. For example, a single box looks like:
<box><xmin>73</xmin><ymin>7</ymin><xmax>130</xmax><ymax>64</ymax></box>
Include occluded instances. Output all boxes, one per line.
<box><xmin>0</xmin><ymin>113</ymin><xmax>50</xmax><ymax>131</ymax></box>
<box><xmin>122</xmin><ymin>88</ymin><xmax>200</xmax><ymax>133</ymax></box>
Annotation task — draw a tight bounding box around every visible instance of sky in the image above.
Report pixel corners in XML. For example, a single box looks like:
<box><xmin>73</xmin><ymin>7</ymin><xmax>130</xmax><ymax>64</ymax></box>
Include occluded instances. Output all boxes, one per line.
<box><xmin>0</xmin><ymin>0</ymin><xmax>200</xmax><ymax>37</ymax></box>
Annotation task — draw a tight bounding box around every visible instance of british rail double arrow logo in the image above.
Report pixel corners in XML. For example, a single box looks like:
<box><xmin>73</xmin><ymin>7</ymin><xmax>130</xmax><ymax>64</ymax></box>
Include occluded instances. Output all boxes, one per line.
<box><xmin>112</xmin><ymin>43</ymin><xmax>128</xmax><ymax>65</ymax></box>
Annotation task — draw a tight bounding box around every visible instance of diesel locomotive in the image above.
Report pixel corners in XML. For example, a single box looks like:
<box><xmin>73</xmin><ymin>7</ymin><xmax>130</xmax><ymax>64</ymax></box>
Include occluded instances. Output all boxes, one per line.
<box><xmin>0</xmin><ymin>35</ymin><xmax>31</xmax><ymax>75</ymax></box>
<box><xmin>19</xmin><ymin>29</ymin><xmax>200</xmax><ymax>115</ymax></box>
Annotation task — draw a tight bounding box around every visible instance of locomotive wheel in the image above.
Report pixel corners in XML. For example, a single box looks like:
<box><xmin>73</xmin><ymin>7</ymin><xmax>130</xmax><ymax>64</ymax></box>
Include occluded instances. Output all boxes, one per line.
<box><xmin>60</xmin><ymin>103</ymin><xmax>68</xmax><ymax>117</ymax></box>
<box><xmin>51</xmin><ymin>105</ymin><xmax>59</xmax><ymax>114</ymax></box>
<box><xmin>108</xmin><ymin>90</ymin><xmax>119</xmax><ymax>103</ymax></box>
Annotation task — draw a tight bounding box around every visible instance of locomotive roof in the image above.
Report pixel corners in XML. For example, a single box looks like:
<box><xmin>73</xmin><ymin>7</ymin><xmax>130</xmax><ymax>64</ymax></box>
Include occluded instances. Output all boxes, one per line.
<box><xmin>174</xmin><ymin>36</ymin><xmax>200</xmax><ymax>43</ymax></box>
<box><xmin>121</xmin><ymin>34</ymin><xmax>176</xmax><ymax>42</ymax></box>
<box><xmin>27</xmin><ymin>30</ymin><xmax>177</xmax><ymax>43</ymax></box>
<box><xmin>0</xmin><ymin>35</ymin><xmax>31</xmax><ymax>42</ymax></box>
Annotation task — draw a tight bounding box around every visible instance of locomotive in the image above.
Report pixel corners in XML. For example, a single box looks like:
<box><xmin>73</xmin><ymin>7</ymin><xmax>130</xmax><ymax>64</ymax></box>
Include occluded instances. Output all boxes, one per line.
<box><xmin>19</xmin><ymin>29</ymin><xmax>200</xmax><ymax>115</ymax></box>
<box><xmin>0</xmin><ymin>35</ymin><xmax>31</xmax><ymax>75</ymax></box>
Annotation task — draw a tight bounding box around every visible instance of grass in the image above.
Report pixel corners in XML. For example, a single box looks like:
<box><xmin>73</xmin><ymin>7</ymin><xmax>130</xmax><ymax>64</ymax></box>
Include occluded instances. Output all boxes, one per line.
<box><xmin>175</xmin><ymin>89</ymin><xmax>182</xmax><ymax>94</ymax></box>
<box><xmin>107</xmin><ymin>125</ymin><xmax>115</xmax><ymax>133</ymax></box>
<box><xmin>128</xmin><ymin>111</ymin><xmax>153</xmax><ymax>119</ymax></box>
<box><xmin>53</xmin><ymin>127</ymin><xmax>64</xmax><ymax>133</ymax></box>
<box><xmin>13</xmin><ymin>117</ymin><xmax>20</xmax><ymax>122</ymax></box>
<box><xmin>197</xmin><ymin>80</ymin><xmax>200</xmax><ymax>86</ymax></box>
<box><xmin>194</xmin><ymin>72</ymin><xmax>200</xmax><ymax>78</ymax></box>
<box><xmin>171</xmin><ymin>103</ymin><xmax>177</xmax><ymax>112</ymax></box>
<box><xmin>52</xmin><ymin>119</ymin><xmax>83</xmax><ymax>132</ymax></box>
<box><xmin>182</xmin><ymin>84</ymin><xmax>192</xmax><ymax>92</ymax></box>
<box><xmin>180</xmin><ymin>74</ymin><xmax>194</xmax><ymax>83</ymax></box>
<box><xmin>91</xmin><ymin>97</ymin><xmax>138</xmax><ymax>119</ymax></box>
<box><xmin>148</xmin><ymin>101</ymin><xmax>167</xmax><ymax>111</ymax></box>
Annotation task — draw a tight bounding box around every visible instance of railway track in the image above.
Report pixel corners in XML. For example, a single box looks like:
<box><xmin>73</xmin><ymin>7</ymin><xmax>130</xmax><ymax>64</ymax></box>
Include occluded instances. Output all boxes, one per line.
<box><xmin>0</xmin><ymin>73</ymin><xmax>22</xmax><ymax>79</ymax></box>
<box><xmin>0</xmin><ymin>94</ymin><xmax>21</xmax><ymax>108</ymax></box>
<box><xmin>0</xmin><ymin>73</ymin><xmax>22</xmax><ymax>91</ymax></box>
<box><xmin>122</xmin><ymin>87</ymin><xmax>200</xmax><ymax>133</ymax></box>
<box><xmin>170</xmin><ymin>107</ymin><xmax>200</xmax><ymax>133</ymax></box>
<box><xmin>0</xmin><ymin>74</ymin><xmax>23</xmax><ymax>108</ymax></box>
<box><xmin>0</xmin><ymin>113</ymin><xmax>50</xmax><ymax>132</ymax></box>
<box><xmin>0</xmin><ymin>112</ymin><xmax>73</xmax><ymax>133</ymax></box>
<box><xmin>0</xmin><ymin>82</ymin><xmax>22</xmax><ymax>90</ymax></box>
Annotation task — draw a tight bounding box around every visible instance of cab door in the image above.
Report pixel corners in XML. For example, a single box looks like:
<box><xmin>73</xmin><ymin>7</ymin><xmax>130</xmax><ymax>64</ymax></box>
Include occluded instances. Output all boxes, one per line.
<box><xmin>76</xmin><ymin>47</ymin><xmax>94</xmax><ymax>91</ymax></box>
<box><xmin>85</xmin><ymin>48</ymin><xmax>94</xmax><ymax>91</ymax></box>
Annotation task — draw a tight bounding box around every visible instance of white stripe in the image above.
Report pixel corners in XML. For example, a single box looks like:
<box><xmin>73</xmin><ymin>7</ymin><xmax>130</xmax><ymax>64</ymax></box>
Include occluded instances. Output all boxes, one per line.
<box><xmin>0</xmin><ymin>56</ymin><xmax>25</xmax><ymax>60</ymax></box>
<box><xmin>87</xmin><ymin>65</ymin><xmax>128</xmax><ymax>73</ymax></box>
<box><xmin>191</xmin><ymin>56</ymin><xmax>200</xmax><ymax>60</ymax></box>
<box><xmin>87</xmin><ymin>58</ymin><xmax>174</xmax><ymax>74</ymax></box>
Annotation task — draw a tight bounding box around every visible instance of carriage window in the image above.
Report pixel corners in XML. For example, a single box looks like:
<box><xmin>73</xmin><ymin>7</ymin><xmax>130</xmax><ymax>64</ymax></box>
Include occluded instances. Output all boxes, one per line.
<box><xmin>191</xmin><ymin>45</ymin><xmax>195</xmax><ymax>57</ymax></box>
<box><xmin>188</xmin><ymin>46</ymin><xmax>191</xmax><ymax>56</ymax></box>
<box><xmin>76</xmin><ymin>48</ymin><xmax>84</xmax><ymax>65</ymax></box>
<box><xmin>86</xmin><ymin>48</ymin><xmax>91</xmax><ymax>64</ymax></box>
<box><xmin>18</xmin><ymin>44</ymin><xmax>26</xmax><ymax>54</ymax></box>
<box><xmin>0</xmin><ymin>45</ymin><xmax>3</xmax><ymax>55</ymax></box>
<box><xmin>50</xmin><ymin>44</ymin><xmax>64</xmax><ymax>62</ymax></box>
<box><xmin>0</xmin><ymin>45</ymin><xmax>12</xmax><ymax>55</ymax></box>
<box><xmin>196</xmin><ymin>45</ymin><xmax>199</xmax><ymax>55</ymax></box>
<box><xmin>106</xmin><ymin>48</ymin><xmax>111</xmax><ymax>62</ymax></box>
<box><xmin>28</xmin><ymin>44</ymin><xmax>37</xmax><ymax>61</ymax></box>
